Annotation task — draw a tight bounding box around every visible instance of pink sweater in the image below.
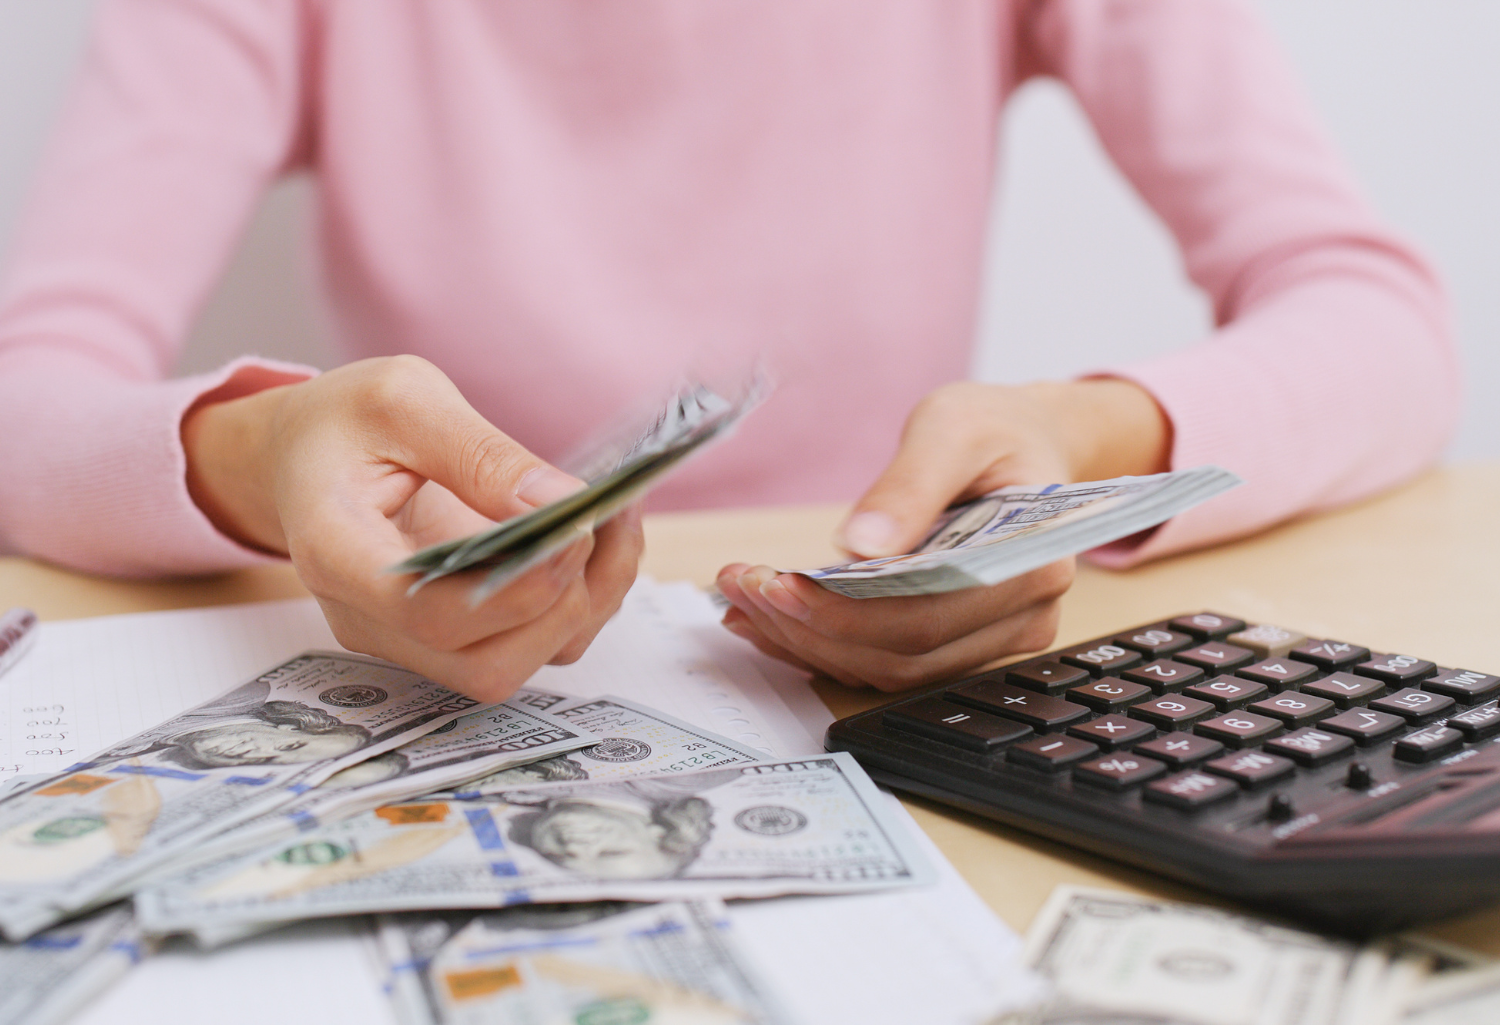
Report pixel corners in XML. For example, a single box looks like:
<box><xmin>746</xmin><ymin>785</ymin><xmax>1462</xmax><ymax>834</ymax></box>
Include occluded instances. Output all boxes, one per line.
<box><xmin>0</xmin><ymin>0</ymin><xmax>1456</xmax><ymax>578</ymax></box>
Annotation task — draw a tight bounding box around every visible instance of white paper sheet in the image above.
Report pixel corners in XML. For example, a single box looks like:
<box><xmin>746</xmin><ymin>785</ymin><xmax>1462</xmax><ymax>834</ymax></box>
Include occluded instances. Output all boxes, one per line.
<box><xmin>0</xmin><ymin>579</ymin><xmax>1039</xmax><ymax>1025</ymax></box>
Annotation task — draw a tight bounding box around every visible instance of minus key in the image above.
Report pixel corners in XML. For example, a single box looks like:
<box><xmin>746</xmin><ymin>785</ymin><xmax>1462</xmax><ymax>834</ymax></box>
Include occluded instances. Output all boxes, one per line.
<box><xmin>1008</xmin><ymin>733</ymin><xmax>1098</xmax><ymax>771</ymax></box>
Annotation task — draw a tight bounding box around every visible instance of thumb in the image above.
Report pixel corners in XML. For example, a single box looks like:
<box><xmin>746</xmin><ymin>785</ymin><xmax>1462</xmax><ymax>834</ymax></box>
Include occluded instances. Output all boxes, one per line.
<box><xmin>836</xmin><ymin>419</ymin><xmax>995</xmax><ymax>560</ymax></box>
<box><xmin>380</xmin><ymin>363</ymin><xmax>585</xmax><ymax>520</ymax></box>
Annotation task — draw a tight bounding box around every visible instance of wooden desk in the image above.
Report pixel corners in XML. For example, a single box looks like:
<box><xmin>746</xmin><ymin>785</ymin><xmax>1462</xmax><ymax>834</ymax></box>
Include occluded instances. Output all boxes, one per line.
<box><xmin>4</xmin><ymin>463</ymin><xmax>1498</xmax><ymax>955</ymax></box>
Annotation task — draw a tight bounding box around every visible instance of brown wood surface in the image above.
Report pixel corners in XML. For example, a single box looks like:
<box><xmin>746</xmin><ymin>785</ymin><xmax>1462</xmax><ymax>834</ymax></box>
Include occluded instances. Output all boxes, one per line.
<box><xmin>3</xmin><ymin>464</ymin><xmax>1498</xmax><ymax>953</ymax></box>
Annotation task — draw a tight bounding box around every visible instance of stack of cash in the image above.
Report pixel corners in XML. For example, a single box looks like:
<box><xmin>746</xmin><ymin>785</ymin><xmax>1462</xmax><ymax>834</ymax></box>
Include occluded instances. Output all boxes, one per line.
<box><xmin>797</xmin><ymin>466</ymin><xmax>1243</xmax><ymax>597</ymax></box>
<box><xmin>0</xmin><ymin>652</ymin><xmax>932</xmax><ymax>1024</ymax></box>
<box><xmin>1009</xmin><ymin>886</ymin><xmax>1500</xmax><ymax>1025</ymax></box>
<box><xmin>393</xmin><ymin>379</ymin><xmax>765</xmax><ymax>604</ymax></box>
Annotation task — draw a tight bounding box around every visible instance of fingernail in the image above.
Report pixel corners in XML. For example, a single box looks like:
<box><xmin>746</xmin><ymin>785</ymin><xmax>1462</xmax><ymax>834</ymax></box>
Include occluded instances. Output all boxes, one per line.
<box><xmin>737</xmin><ymin>567</ymin><xmax>778</xmax><ymax>615</ymax></box>
<box><xmin>721</xmin><ymin>616</ymin><xmax>755</xmax><ymax>640</ymax></box>
<box><xmin>840</xmin><ymin>511</ymin><xmax>901</xmax><ymax>557</ymax></box>
<box><xmin>516</xmin><ymin>466</ymin><xmax>586</xmax><ymax>507</ymax></box>
<box><xmin>759</xmin><ymin>577</ymin><xmax>812</xmax><ymax>621</ymax></box>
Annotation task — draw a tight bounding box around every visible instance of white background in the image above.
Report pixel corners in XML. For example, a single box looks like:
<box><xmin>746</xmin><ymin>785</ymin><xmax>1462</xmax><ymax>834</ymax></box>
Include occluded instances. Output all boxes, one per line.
<box><xmin>2</xmin><ymin>0</ymin><xmax>1496</xmax><ymax>458</ymax></box>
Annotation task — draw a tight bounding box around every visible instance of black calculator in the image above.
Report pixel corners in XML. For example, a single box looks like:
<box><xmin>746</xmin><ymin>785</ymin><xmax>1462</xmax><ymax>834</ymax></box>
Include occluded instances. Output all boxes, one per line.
<box><xmin>825</xmin><ymin>612</ymin><xmax>1500</xmax><ymax>935</ymax></box>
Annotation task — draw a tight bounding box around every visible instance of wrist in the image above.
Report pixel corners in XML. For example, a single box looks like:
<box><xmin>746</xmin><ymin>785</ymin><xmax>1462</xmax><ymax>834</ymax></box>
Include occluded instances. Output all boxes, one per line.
<box><xmin>181</xmin><ymin>385</ymin><xmax>292</xmax><ymax>555</ymax></box>
<box><xmin>1026</xmin><ymin>378</ymin><xmax>1173</xmax><ymax>482</ymax></box>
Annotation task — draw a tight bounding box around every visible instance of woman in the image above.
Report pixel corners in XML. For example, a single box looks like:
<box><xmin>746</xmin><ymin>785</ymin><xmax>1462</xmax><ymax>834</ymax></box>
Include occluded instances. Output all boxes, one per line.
<box><xmin>0</xmin><ymin>1</ymin><xmax>1455</xmax><ymax>699</ymax></box>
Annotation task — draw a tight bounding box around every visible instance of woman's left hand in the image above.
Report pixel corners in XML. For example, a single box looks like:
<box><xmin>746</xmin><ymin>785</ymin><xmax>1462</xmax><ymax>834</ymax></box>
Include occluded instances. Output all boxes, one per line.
<box><xmin>716</xmin><ymin>378</ymin><xmax>1170</xmax><ymax>690</ymax></box>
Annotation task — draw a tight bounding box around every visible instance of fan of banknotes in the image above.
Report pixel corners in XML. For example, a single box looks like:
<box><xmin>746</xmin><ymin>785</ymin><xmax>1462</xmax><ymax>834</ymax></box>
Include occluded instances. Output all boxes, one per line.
<box><xmin>796</xmin><ymin>465</ymin><xmax>1245</xmax><ymax>598</ymax></box>
<box><xmin>392</xmin><ymin>377</ymin><xmax>767</xmax><ymax>604</ymax></box>
<box><xmin>0</xmin><ymin>651</ymin><xmax>929</xmax><ymax>1024</ymax></box>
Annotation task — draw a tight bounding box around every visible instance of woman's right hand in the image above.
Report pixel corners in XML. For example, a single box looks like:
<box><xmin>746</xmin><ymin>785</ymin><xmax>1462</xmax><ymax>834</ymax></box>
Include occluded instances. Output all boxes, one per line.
<box><xmin>180</xmin><ymin>355</ymin><xmax>642</xmax><ymax>701</ymax></box>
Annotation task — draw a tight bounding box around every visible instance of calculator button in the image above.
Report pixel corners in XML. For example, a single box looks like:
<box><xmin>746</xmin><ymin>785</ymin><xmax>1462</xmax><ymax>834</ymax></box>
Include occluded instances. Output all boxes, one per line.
<box><xmin>883</xmin><ymin>697</ymin><xmax>1034</xmax><ymax>752</ymax></box>
<box><xmin>1247</xmin><ymin>692</ymin><xmax>1335</xmax><ymax>728</ymax></box>
<box><xmin>1073</xmin><ymin>753</ymin><xmax>1168</xmax><ymax>790</ymax></box>
<box><xmin>1393</xmin><ymin>726</ymin><xmax>1464</xmax><ymax>763</ymax></box>
<box><xmin>1144</xmin><ymin>770</ymin><xmax>1240</xmax><ymax>810</ymax></box>
<box><xmin>1194</xmin><ymin>712</ymin><xmax>1283</xmax><ymax>748</ymax></box>
<box><xmin>1175</xmin><ymin>643</ymin><xmax>1255</xmax><ymax>673</ymax></box>
<box><xmin>1005</xmin><ymin>660</ymin><xmax>1092</xmax><ymax>695</ymax></box>
<box><xmin>1134</xmin><ymin>732</ymin><xmax>1224</xmax><ymax>768</ymax></box>
<box><xmin>1263</xmin><ymin>728</ymin><xmax>1355</xmax><ymax>767</ymax></box>
<box><xmin>1203</xmin><ymin>749</ymin><xmax>1296</xmax><ymax>788</ymax></box>
<box><xmin>1111</xmin><ymin>628</ymin><xmax>1193</xmax><ymax>657</ymax></box>
<box><xmin>1447</xmin><ymin>702</ymin><xmax>1500</xmax><ymax>740</ymax></box>
<box><xmin>1067</xmin><ymin>714</ymin><xmax>1155</xmax><ymax>751</ymax></box>
<box><xmin>947</xmin><ymin>680</ymin><xmax>1091</xmax><ymax>729</ymax></box>
<box><xmin>1066</xmin><ymin>678</ymin><xmax>1153</xmax><ymax>712</ymax></box>
<box><xmin>1008</xmin><ymin>734</ymin><xmax>1097</xmax><ymax>771</ymax></box>
<box><xmin>1058</xmin><ymin>643</ymin><xmax>1145</xmax><ymax>677</ymax></box>
<box><xmin>1236</xmin><ymin>658</ymin><xmax>1321</xmax><ymax>691</ymax></box>
<box><xmin>1354</xmin><ymin>654</ymin><xmax>1437</xmax><ymax>685</ymax></box>
<box><xmin>1290</xmin><ymin>639</ymin><xmax>1370</xmax><ymax>670</ymax></box>
<box><xmin>1128</xmin><ymin>695</ymin><xmax>1216</xmax><ymax>730</ymax></box>
<box><xmin>1422</xmin><ymin>669</ymin><xmax>1500</xmax><ymax>705</ymax></box>
<box><xmin>1226</xmin><ymin>624</ymin><xmax>1308</xmax><ymax>659</ymax></box>
<box><xmin>1183</xmin><ymin>675</ymin><xmax>1268</xmax><ymax>710</ymax></box>
<box><xmin>1120</xmin><ymin>660</ymin><xmax>1205</xmax><ymax>694</ymax></box>
<box><xmin>1368</xmin><ymin>687</ymin><xmax>1455</xmax><ymax>724</ymax></box>
<box><xmin>1301</xmin><ymin>672</ymin><xmax>1385</xmax><ymax>708</ymax></box>
<box><xmin>1169</xmin><ymin>613</ymin><xmax>1246</xmax><ymax>639</ymax></box>
<box><xmin>1318</xmin><ymin>708</ymin><xmax>1407</xmax><ymax>745</ymax></box>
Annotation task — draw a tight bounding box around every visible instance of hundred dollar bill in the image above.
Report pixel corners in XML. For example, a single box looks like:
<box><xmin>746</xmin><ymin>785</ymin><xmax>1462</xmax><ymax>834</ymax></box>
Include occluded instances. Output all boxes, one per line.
<box><xmin>0</xmin><ymin>903</ymin><xmax>153</xmax><ymax>1025</ymax></box>
<box><xmin>135</xmin><ymin>689</ymin><xmax>600</xmax><ymax>877</ymax></box>
<box><xmin>796</xmin><ymin>466</ymin><xmax>1242</xmax><ymax>597</ymax></box>
<box><xmin>137</xmin><ymin>752</ymin><xmax>933</xmax><ymax>936</ymax></box>
<box><xmin>0</xmin><ymin>652</ymin><xmax>482</xmax><ymax>940</ymax></box>
<box><xmin>1009</xmin><ymin>886</ymin><xmax>1409</xmax><ymax>1025</ymax></box>
<box><xmin>376</xmin><ymin>900</ymin><xmax>794</xmax><ymax>1025</ymax></box>
<box><xmin>436</xmin><ymin>694</ymin><xmax>766</xmax><ymax>796</ymax></box>
<box><xmin>394</xmin><ymin>378</ymin><xmax>765</xmax><ymax>604</ymax></box>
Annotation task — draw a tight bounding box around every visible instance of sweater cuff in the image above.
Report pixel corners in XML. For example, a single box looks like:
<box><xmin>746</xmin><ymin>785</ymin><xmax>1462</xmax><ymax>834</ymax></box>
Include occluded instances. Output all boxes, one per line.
<box><xmin>1</xmin><ymin>351</ymin><xmax>315</xmax><ymax>577</ymax></box>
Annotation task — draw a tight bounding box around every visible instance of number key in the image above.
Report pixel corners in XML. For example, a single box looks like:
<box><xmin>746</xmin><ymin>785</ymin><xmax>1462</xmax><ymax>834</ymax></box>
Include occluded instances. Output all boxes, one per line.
<box><xmin>1120</xmin><ymin>660</ymin><xmax>1205</xmax><ymax>694</ymax></box>
<box><xmin>1183</xmin><ymin>675</ymin><xmax>1268</xmax><ymax>710</ymax></box>
<box><xmin>1302</xmin><ymin>672</ymin><xmax>1385</xmax><ymax>708</ymax></box>
<box><xmin>1112</xmin><ymin>628</ymin><xmax>1193</xmax><ymax>657</ymax></box>
<box><xmin>1175</xmin><ymin>643</ymin><xmax>1255</xmax><ymax>673</ymax></box>
<box><xmin>1354</xmin><ymin>653</ymin><xmax>1436</xmax><ymax>685</ymax></box>
<box><xmin>1247</xmin><ymin>691</ymin><xmax>1335</xmax><ymax>728</ymax></box>
<box><xmin>1128</xmin><ymin>695</ymin><xmax>1216</xmax><ymax>730</ymax></box>
<box><xmin>1169</xmin><ymin>613</ymin><xmax>1246</xmax><ymax>639</ymax></box>
<box><xmin>1194</xmin><ymin>712</ymin><xmax>1284</xmax><ymax>748</ymax></box>
<box><xmin>1368</xmin><ymin>687</ymin><xmax>1455</xmax><ymax>724</ymax></box>
<box><xmin>1236</xmin><ymin>658</ymin><xmax>1321</xmax><ymax>691</ymax></box>
<box><xmin>1067</xmin><ymin>678</ymin><xmax>1152</xmax><ymax>712</ymax></box>
<box><xmin>1058</xmin><ymin>643</ymin><xmax>1144</xmax><ymax>677</ymax></box>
